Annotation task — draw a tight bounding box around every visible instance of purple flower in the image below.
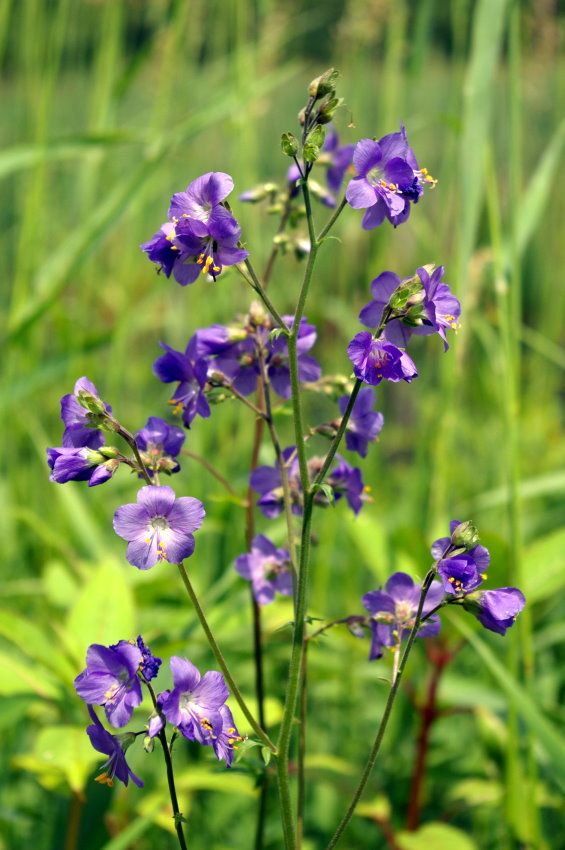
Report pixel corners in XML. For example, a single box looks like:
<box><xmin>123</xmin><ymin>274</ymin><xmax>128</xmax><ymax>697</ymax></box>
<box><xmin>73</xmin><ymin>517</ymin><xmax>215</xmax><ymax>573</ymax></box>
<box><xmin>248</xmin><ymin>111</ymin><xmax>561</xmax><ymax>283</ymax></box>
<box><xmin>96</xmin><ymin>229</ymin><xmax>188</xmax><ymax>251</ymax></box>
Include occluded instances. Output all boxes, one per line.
<box><xmin>60</xmin><ymin>377</ymin><xmax>112</xmax><ymax>449</ymax></box>
<box><xmin>208</xmin><ymin>335</ymin><xmax>263</xmax><ymax>396</ymax></box>
<box><xmin>46</xmin><ymin>446</ymin><xmax>118</xmax><ymax>486</ymax></box>
<box><xmin>267</xmin><ymin>316</ymin><xmax>321</xmax><ymax>399</ymax></box>
<box><xmin>113</xmin><ymin>485</ymin><xmax>205</xmax><ymax>570</ymax></box>
<box><xmin>325</xmin><ymin>456</ymin><xmax>366</xmax><ymax>515</ymax></box>
<box><xmin>160</xmin><ymin>656</ymin><xmax>229</xmax><ymax>742</ymax></box>
<box><xmin>250</xmin><ymin>447</ymin><xmax>302</xmax><ymax>518</ymax></box>
<box><xmin>346</xmin><ymin>125</ymin><xmax>435</xmax><ymax>229</ymax></box>
<box><xmin>359</xmin><ymin>270</ymin><xmax>405</xmax><ymax>334</ymax></box>
<box><xmin>234</xmin><ymin>534</ymin><xmax>293</xmax><ymax>605</ymax></box>
<box><xmin>86</xmin><ymin>705</ymin><xmax>143</xmax><ymax>788</ymax></box>
<box><xmin>362</xmin><ymin>572</ymin><xmax>444</xmax><ymax>660</ymax></box>
<box><xmin>464</xmin><ymin>587</ymin><xmax>526</xmax><ymax>635</ymax></box>
<box><xmin>322</xmin><ymin>127</ymin><xmax>355</xmax><ymax>194</ymax></box>
<box><xmin>74</xmin><ymin>642</ymin><xmax>143</xmax><ymax>728</ymax></box>
<box><xmin>212</xmin><ymin>705</ymin><xmax>243</xmax><ymax>767</ymax></box>
<box><xmin>438</xmin><ymin>554</ymin><xmax>483</xmax><ymax>596</ymax></box>
<box><xmin>135</xmin><ymin>635</ymin><xmax>162</xmax><ymax>682</ymax></box>
<box><xmin>141</xmin><ymin>172</ymin><xmax>249</xmax><ymax>284</ymax></box>
<box><xmin>348</xmin><ymin>332</ymin><xmax>418</xmax><ymax>386</ymax></box>
<box><xmin>339</xmin><ymin>387</ymin><xmax>384</xmax><ymax>458</ymax></box>
<box><xmin>410</xmin><ymin>266</ymin><xmax>460</xmax><ymax>351</ymax></box>
<box><xmin>153</xmin><ymin>336</ymin><xmax>211</xmax><ymax>428</ymax></box>
<box><xmin>168</xmin><ymin>172</ymin><xmax>237</xmax><ymax>237</ymax></box>
<box><xmin>135</xmin><ymin>416</ymin><xmax>185</xmax><ymax>475</ymax></box>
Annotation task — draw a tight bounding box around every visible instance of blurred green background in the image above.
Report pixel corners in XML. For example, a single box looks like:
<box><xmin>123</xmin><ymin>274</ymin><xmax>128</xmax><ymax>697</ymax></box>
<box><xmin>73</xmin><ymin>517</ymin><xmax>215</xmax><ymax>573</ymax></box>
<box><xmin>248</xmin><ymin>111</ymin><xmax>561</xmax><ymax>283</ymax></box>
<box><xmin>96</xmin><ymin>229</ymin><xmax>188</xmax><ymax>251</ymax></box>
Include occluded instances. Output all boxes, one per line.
<box><xmin>2</xmin><ymin>0</ymin><xmax>565</xmax><ymax>848</ymax></box>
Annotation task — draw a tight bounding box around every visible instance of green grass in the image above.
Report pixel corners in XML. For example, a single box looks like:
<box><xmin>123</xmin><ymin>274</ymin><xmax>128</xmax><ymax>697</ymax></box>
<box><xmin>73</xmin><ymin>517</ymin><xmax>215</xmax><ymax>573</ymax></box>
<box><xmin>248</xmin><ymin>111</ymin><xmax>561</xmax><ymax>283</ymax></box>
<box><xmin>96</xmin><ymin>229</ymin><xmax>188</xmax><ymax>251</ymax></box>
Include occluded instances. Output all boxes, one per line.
<box><xmin>2</xmin><ymin>1</ymin><xmax>565</xmax><ymax>848</ymax></box>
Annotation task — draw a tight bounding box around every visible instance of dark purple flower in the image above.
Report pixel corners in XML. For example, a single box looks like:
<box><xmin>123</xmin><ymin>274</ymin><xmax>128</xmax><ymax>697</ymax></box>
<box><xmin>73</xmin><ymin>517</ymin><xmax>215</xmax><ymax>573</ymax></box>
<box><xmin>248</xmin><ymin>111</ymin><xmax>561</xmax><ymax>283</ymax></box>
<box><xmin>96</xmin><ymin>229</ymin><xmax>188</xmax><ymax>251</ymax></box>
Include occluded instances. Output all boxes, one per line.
<box><xmin>326</xmin><ymin>456</ymin><xmax>366</xmax><ymax>515</ymax></box>
<box><xmin>139</xmin><ymin>223</ymin><xmax>180</xmax><ymax>279</ymax></box>
<box><xmin>250</xmin><ymin>447</ymin><xmax>302</xmax><ymax>518</ymax></box>
<box><xmin>170</xmin><ymin>212</ymin><xmax>249</xmax><ymax>284</ymax></box>
<box><xmin>359</xmin><ymin>270</ymin><xmax>405</xmax><ymax>335</ymax></box>
<box><xmin>234</xmin><ymin>534</ymin><xmax>293</xmax><ymax>605</ymax></box>
<box><xmin>362</xmin><ymin>572</ymin><xmax>444</xmax><ymax>660</ymax></box>
<box><xmin>135</xmin><ymin>635</ymin><xmax>162</xmax><ymax>682</ymax></box>
<box><xmin>160</xmin><ymin>656</ymin><xmax>229</xmax><ymax>742</ymax></box>
<box><xmin>46</xmin><ymin>446</ymin><xmax>118</xmax><ymax>486</ymax></box>
<box><xmin>210</xmin><ymin>335</ymin><xmax>263</xmax><ymax>396</ymax></box>
<box><xmin>338</xmin><ymin>387</ymin><xmax>384</xmax><ymax>458</ymax></box>
<box><xmin>464</xmin><ymin>587</ymin><xmax>526</xmax><ymax>635</ymax></box>
<box><xmin>438</xmin><ymin>554</ymin><xmax>483</xmax><ymax>596</ymax></box>
<box><xmin>409</xmin><ymin>266</ymin><xmax>460</xmax><ymax>351</ymax></box>
<box><xmin>212</xmin><ymin>705</ymin><xmax>243</xmax><ymax>767</ymax></box>
<box><xmin>346</xmin><ymin>125</ymin><xmax>436</xmax><ymax>229</ymax></box>
<box><xmin>322</xmin><ymin>127</ymin><xmax>355</xmax><ymax>194</ymax></box>
<box><xmin>113</xmin><ymin>485</ymin><xmax>205</xmax><ymax>570</ymax></box>
<box><xmin>153</xmin><ymin>336</ymin><xmax>211</xmax><ymax>428</ymax></box>
<box><xmin>60</xmin><ymin>377</ymin><xmax>112</xmax><ymax>449</ymax></box>
<box><xmin>74</xmin><ymin>642</ymin><xmax>143</xmax><ymax>728</ymax></box>
<box><xmin>348</xmin><ymin>332</ymin><xmax>418</xmax><ymax>386</ymax></box>
<box><xmin>86</xmin><ymin>705</ymin><xmax>143</xmax><ymax>788</ymax></box>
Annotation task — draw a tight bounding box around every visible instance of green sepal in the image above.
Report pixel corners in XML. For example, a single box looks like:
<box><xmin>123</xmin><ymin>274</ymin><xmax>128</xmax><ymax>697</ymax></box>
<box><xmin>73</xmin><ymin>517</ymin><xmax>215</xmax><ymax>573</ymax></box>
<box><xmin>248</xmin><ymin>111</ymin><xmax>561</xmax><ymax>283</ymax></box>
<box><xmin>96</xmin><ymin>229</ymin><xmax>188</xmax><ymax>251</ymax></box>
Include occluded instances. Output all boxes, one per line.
<box><xmin>281</xmin><ymin>132</ymin><xmax>299</xmax><ymax>157</ymax></box>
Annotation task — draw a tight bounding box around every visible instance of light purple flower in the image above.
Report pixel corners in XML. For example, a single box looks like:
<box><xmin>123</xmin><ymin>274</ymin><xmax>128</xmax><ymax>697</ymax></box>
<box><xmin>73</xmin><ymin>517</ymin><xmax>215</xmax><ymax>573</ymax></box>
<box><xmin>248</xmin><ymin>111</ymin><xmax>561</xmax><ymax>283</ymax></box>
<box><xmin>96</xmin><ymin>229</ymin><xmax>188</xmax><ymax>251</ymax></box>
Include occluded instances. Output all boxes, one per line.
<box><xmin>168</xmin><ymin>172</ymin><xmax>237</xmax><ymax>237</ymax></box>
<box><xmin>60</xmin><ymin>377</ymin><xmax>111</xmax><ymax>449</ymax></box>
<box><xmin>339</xmin><ymin>387</ymin><xmax>384</xmax><ymax>458</ymax></box>
<box><xmin>46</xmin><ymin>446</ymin><xmax>118</xmax><ymax>486</ymax></box>
<box><xmin>160</xmin><ymin>656</ymin><xmax>229</xmax><ymax>742</ymax></box>
<box><xmin>431</xmin><ymin>519</ymin><xmax>490</xmax><ymax>573</ymax></box>
<box><xmin>437</xmin><ymin>554</ymin><xmax>483</xmax><ymax>596</ymax></box>
<box><xmin>348</xmin><ymin>332</ymin><xmax>418</xmax><ymax>386</ymax></box>
<box><xmin>74</xmin><ymin>641</ymin><xmax>143</xmax><ymax>728</ymax></box>
<box><xmin>86</xmin><ymin>705</ymin><xmax>143</xmax><ymax>788</ymax></box>
<box><xmin>325</xmin><ymin>456</ymin><xmax>366</xmax><ymax>515</ymax></box>
<box><xmin>250</xmin><ymin>447</ymin><xmax>302</xmax><ymax>518</ymax></box>
<box><xmin>212</xmin><ymin>705</ymin><xmax>243</xmax><ymax>767</ymax></box>
<box><xmin>322</xmin><ymin>127</ymin><xmax>355</xmax><ymax>194</ymax></box>
<box><xmin>135</xmin><ymin>416</ymin><xmax>185</xmax><ymax>475</ymax></box>
<box><xmin>234</xmin><ymin>534</ymin><xmax>293</xmax><ymax>605</ymax></box>
<box><xmin>362</xmin><ymin>572</ymin><xmax>444</xmax><ymax>660</ymax></box>
<box><xmin>113</xmin><ymin>485</ymin><xmax>205</xmax><ymax>570</ymax></box>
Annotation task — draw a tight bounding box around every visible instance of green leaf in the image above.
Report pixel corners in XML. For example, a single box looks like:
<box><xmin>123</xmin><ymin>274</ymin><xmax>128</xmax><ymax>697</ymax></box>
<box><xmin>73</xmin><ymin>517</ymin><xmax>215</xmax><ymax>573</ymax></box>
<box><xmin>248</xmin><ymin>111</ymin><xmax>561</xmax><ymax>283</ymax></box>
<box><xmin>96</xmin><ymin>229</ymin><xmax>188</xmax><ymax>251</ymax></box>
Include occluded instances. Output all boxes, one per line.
<box><xmin>0</xmin><ymin>609</ymin><xmax>75</xmax><ymax>682</ymax></box>
<box><xmin>522</xmin><ymin>528</ymin><xmax>565</xmax><ymax>603</ymax></box>
<box><xmin>261</xmin><ymin>747</ymin><xmax>271</xmax><ymax>766</ymax></box>
<box><xmin>396</xmin><ymin>822</ymin><xmax>479</xmax><ymax>850</ymax></box>
<box><xmin>66</xmin><ymin>560</ymin><xmax>135</xmax><ymax>658</ymax></box>
<box><xmin>13</xmin><ymin>725</ymin><xmax>96</xmax><ymax>793</ymax></box>
<box><xmin>0</xmin><ymin>650</ymin><xmax>61</xmax><ymax>699</ymax></box>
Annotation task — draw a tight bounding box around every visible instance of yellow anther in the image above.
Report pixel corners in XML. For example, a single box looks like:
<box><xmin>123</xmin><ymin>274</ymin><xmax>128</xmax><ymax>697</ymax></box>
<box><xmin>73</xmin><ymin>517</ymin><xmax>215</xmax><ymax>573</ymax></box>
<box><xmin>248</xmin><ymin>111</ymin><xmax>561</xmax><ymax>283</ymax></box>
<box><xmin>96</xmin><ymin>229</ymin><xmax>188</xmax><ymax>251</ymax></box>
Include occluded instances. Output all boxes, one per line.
<box><xmin>201</xmin><ymin>255</ymin><xmax>214</xmax><ymax>275</ymax></box>
<box><xmin>170</xmin><ymin>245</ymin><xmax>179</xmax><ymax>251</ymax></box>
<box><xmin>145</xmin><ymin>538</ymin><xmax>151</xmax><ymax>543</ymax></box>
<box><xmin>481</xmin><ymin>573</ymin><xmax>488</xmax><ymax>581</ymax></box>
<box><xmin>364</xmin><ymin>485</ymin><xmax>372</xmax><ymax>493</ymax></box>
<box><xmin>95</xmin><ymin>773</ymin><xmax>114</xmax><ymax>787</ymax></box>
<box><xmin>212</xmin><ymin>265</ymin><xmax>221</xmax><ymax>273</ymax></box>
<box><xmin>421</xmin><ymin>168</ymin><xmax>428</xmax><ymax>175</ymax></box>
<box><xmin>165</xmin><ymin>229</ymin><xmax>176</xmax><ymax>242</ymax></box>
<box><xmin>196</xmin><ymin>253</ymin><xmax>205</xmax><ymax>264</ymax></box>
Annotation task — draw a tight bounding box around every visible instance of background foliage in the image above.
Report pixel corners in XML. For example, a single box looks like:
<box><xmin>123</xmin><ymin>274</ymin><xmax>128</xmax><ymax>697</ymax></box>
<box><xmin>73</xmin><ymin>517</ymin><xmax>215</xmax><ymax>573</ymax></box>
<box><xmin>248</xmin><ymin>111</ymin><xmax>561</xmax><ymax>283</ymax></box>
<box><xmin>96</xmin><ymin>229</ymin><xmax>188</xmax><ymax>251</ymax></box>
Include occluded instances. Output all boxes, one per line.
<box><xmin>2</xmin><ymin>0</ymin><xmax>564</xmax><ymax>848</ymax></box>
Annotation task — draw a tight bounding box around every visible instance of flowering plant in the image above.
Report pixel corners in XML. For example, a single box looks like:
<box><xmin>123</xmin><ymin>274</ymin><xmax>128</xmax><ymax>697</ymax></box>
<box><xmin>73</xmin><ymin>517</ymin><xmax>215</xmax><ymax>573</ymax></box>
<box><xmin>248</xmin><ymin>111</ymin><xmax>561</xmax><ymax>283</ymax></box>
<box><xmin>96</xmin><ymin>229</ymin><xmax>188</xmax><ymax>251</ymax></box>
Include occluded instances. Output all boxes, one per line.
<box><xmin>46</xmin><ymin>69</ymin><xmax>526</xmax><ymax>850</ymax></box>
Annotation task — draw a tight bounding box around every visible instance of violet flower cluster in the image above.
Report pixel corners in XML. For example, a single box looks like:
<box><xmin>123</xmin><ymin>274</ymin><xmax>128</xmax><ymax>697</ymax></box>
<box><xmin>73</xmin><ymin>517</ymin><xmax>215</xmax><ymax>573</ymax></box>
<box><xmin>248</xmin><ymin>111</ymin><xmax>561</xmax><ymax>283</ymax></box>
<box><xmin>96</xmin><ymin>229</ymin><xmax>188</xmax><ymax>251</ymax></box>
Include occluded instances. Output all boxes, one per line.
<box><xmin>359</xmin><ymin>521</ymin><xmax>526</xmax><ymax>662</ymax></box>
<box><xmin>74</xmin><ymin>636</ymin><xmax>242</xmax><ymax>787</ymax></box>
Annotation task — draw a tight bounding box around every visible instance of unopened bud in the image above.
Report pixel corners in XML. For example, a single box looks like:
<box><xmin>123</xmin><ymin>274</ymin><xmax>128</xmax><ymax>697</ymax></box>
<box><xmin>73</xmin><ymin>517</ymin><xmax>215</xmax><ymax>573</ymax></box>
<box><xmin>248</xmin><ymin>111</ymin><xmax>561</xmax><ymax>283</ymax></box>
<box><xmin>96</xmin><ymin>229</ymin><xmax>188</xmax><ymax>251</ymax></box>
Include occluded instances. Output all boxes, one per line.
<box><xmin>308</xmin><ymin>68</ymin><xmax>339</xmax><ymax>99</ymax></box>
<box><xmin>388</xmin><ymin>278</ymin><xmax>424</xmax><ymax>311</ymax></box>
<box><xmin>76</xmin><ymin>389</ymin><xmax>107</xmax><ymax>415</ymax></box>
<box><xmin>450</xmin><ymin>520</ymin><xmax>480</xmax><ymax>551</ymax></box>
<box><xmin>281</xmin><ymin>132</ymin><xmax>299</xmax><ymax>157</ymax></box>
<box><xmin>317</xmin><ymin>95</ymin><xmax>344</xmax><ymax>124</ymax></box>
<box><xmin>98</xmin><ymin>445</ymin><xmax>120</xmax><ymax>459</ymax></box>
<box><xmin>143</xmin><ymin>735</ymin><xmax>155</xmax><ymax>753</ymax></box>
<box><xmin>247</xmin><ymin>300</ymin><xmax>269</xmax><ymax>327</ymax></box>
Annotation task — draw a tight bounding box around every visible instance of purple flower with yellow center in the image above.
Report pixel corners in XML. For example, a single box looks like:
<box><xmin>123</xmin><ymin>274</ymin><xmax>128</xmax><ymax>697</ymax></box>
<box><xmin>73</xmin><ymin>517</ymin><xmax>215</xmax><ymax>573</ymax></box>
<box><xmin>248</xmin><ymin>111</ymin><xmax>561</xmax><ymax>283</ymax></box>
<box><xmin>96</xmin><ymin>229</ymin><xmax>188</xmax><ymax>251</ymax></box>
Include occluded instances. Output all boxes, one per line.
<box><xmin>60</xmin><ymin>377</ymin><xmax>112</xmax><ymax>449</ymax></box>
<box><xmin>362</xmin><ymin>572</ymin><xmax>444</xmax><ymax>660</ymax></box>
<box><xmin>160</xmin><ymin>656</ymin><xmax>229</xmax><ymax>743</ymax></box>
<box><xmin>212</xmin><ymin>705</ymin><xmax>243</xmax><ymax>767</ymax></box>
<box><xmin>437</xmin><ymin>554</ymin><xmax>483</xmax><ymax>596</ymax></box>
<box><xmin>234</xmin><ymin>534</ymin><xmax>293</xmax><ymax>605</ymax></box>
<box><xmin>348</xmin><ymin>332</ymin><xmax>418</xmax><ymax>386</ymax></box>
<box><xmin>86</xmin><ymin>705</ymin><xmax>143</xmax><ymax>788</ymax></box>
<box><xmin>346</xmin><ymin>125</ymin><xmax>436</xmax><ymax>229</ymax></box>
<box><xmin>74</xmin><ymin>641</ymin><xmax>143</xmax><ymax>728</ymax></box>
<box><xmin>169</xmin><ymin>210</ymin><xmax>249</xmax><ymax>284</ymax></box>
<box><xmin>46</xmin><ymin>446</ymin><xmax>119</xmax><ymax>486</ymax></box>
<box><xmin>153</xmin><ymin>336</ymin><xmax>211</xmax><ymax>428</ymax></box>
<box><xmin>168</xmin><ymin>172</ymin><xmax>238</xmax><ymax>237</ymax></box>
<box><xmin>135</xmin><ymin>416</ymin><xmax>185</xmax><ymax>475</ymax></box>
<box><xmin>338</xmin><ymin>387</ymin><xmax>384</xmax><ymax>458</ymax></box>
<box><xmin>113</xmin><ymin>485</ymin><xmax>205</xmax><ymax>570</ymax></box>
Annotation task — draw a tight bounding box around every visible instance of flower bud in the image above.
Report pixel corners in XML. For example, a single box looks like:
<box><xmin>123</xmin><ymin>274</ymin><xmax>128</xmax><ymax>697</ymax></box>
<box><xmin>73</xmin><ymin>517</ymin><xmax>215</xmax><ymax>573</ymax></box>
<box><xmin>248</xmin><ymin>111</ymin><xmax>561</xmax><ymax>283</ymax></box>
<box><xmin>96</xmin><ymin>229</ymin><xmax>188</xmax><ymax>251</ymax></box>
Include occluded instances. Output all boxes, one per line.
<box><xmin>388</xmin><ymin>278</ymin><xmax>424</xmax><ymax>311</ymax></box>
<box><xmin>281</xmin><ymin>132</ymin><xmax>299</xmax><ymax>157</ymax></box>
<box><xmin>308</xmin><ymin>68</ymin><xmax>339</xmax><ymax>99</ymax></box>
<box><xmin>317</xmin><ymin>95</ymin><xmax>344</xmax><ymax>124</ymax></box>
<box><xmin>450</xmin><ymin>520</ymin><xmax>480</xmax><ymax>551</ymax></box>
<box><xmin>143</xmin><ymin>735</ymin><xmax>155</xmax><ymax>753</ymax></box>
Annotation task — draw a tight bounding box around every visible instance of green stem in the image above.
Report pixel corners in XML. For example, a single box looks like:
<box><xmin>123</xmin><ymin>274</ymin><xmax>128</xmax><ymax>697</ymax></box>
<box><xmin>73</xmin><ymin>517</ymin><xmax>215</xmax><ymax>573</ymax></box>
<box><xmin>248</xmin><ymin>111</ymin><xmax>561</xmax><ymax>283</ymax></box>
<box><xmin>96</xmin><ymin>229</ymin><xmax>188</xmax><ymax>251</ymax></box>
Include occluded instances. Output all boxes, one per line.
<box><xmin>145</xmin><ymin>681</ymin><xmax>188</xmax><ymax>850</ymax></box>
<box><xmin>239</xmin><ymin>258</ymin><xmax>288</xmax><ymax>329</ymax></box>
<box><xmin>116</xmin><ymin>425</ymin><xmax>153</xmax><ymax>486</ymax></box>
<box><xmin>325</xmin><ymin>570</ymin><xmax>436</xmax><ymax>849</ymax></box>
<box><xmin>181</xmin><ymin>449</ymin><xmax>242</xmax><ymax>500</ymax></box>
<box><xmin>176</xmin><ymin>562</ymin><xmax>277</xmax><ymax>753</ymax></box>
<box><xmin>314</xmin><ymin>380</ymin><xmax>362</xmax><ymax>487</ymax></box>
<box><xmin>317</xmin><ymin>196</ymin><xmax>347</xmax><ymax>242</ymax></box>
